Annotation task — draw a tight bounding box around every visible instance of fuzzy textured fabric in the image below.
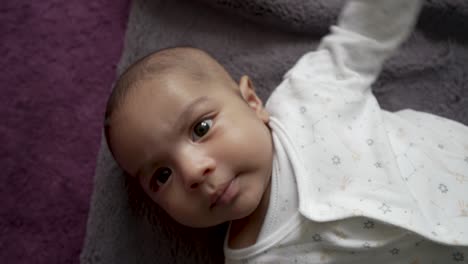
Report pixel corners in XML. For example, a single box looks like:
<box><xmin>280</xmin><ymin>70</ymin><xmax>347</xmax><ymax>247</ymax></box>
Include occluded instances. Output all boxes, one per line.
<box><xmin>0</xmin><ymin>0</ymin><xmax>129</xmax><ymax>263</ymax></box>
<box><xmin>81</xmin><ymin>0</ymin><xmax>468</xmax><ymax>263</ymax></box>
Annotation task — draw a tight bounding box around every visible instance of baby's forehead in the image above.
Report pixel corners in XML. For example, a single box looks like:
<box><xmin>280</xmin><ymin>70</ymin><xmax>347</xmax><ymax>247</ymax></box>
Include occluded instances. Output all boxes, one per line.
<box><xmin>115</xmin><ymin>83</ymin><xmax>237</xmax><ymax>141</ymax></box>
<box><xmin>137</xmin><ymin>69</ymin><xmax>237</xmax><ymax>98</ymax></box>
<box><xmin>124</xmin><ymin>76</ymin><xmax>234</xmax><ymax>117</ymax></box>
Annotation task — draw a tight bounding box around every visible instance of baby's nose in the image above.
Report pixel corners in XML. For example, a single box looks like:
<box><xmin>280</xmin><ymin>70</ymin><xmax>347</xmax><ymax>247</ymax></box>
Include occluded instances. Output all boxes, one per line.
<box><xmin>179</xmin><ymin>150</ymin><xmax>216</xmax><ymax>190</ymax></box>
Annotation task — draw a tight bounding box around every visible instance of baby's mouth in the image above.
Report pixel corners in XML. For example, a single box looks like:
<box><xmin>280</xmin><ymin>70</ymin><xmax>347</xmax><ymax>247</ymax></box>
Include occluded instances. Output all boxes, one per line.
<box><xmin>209</xmin><ymin>181</ymin><xmax>230</xmax><ymax>209</ymax></box>
<box><xmin>209</xmin><ymin>177</ymin><xmax>237</xmax><ymax>209</ymax></box>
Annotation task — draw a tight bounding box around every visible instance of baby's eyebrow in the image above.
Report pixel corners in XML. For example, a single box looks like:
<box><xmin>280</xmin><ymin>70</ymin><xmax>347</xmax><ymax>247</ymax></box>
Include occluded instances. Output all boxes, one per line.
<box><xmin>175</xmin><ymin>96</ymin><xmax>212</xmax><ymax>131</ymax></box>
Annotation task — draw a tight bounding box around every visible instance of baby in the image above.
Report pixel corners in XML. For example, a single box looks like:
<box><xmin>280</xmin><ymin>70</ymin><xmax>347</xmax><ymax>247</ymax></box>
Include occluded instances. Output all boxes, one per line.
<box><xmin>104</xmin><ymin>0</ymin><xmax>468</xmax><ymax>262</ymax></box>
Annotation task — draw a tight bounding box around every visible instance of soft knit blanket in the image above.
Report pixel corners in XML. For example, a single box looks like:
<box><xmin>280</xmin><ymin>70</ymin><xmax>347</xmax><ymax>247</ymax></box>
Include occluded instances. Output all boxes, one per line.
<box><xmin>80</xmin><ymin>0</ymin><xmax>468</xmax><ymax>263</ymax></box>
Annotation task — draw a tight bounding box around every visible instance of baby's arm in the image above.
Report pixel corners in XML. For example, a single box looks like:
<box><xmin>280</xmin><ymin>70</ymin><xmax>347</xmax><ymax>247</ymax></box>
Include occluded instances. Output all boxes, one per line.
<box><xmin>318</xmin><ymin>0</ymin><xmax>423</xmax><ymax>91</ymax></box>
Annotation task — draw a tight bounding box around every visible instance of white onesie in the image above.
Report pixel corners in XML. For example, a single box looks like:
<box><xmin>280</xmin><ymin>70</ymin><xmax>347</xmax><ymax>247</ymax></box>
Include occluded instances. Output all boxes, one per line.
<box><xmin>224</xmin><ymin>0</ymin><xmax>468</xmax><ymax>263</ymax></box>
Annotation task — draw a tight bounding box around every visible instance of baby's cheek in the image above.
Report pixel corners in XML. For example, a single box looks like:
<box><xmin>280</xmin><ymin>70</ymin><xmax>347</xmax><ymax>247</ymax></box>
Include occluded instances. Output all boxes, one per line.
<box><xmin>164</xmin><ymin>192</ymin><xmax>195</xmax><ymax>214</ymax></box>
<box><xmin>154</xmin><ymin>191</ymin><xmax>175</xmax><ymax>212</ymax></box>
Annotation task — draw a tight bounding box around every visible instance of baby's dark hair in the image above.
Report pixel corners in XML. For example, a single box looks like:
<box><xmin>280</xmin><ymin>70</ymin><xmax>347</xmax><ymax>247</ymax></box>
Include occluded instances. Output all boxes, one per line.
<box><xmin>103</xmin><ymin>46</ymin><xmax>233</xmax><ymax>220</ymax></box>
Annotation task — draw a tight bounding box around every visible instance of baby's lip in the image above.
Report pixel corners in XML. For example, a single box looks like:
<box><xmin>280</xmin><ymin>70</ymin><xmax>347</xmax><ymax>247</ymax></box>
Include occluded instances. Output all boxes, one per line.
<box><xmin>209</xmin><ymin>179</ymin><xmax>233</xmax><ymax>209</ymax></box>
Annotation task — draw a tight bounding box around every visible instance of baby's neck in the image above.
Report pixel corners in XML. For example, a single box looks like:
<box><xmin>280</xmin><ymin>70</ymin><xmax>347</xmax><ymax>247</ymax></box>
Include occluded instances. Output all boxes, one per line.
<box><xmin>227</xmin><ymin>179</ymin><xmax>271</xmax><ymax>249</ymax></box>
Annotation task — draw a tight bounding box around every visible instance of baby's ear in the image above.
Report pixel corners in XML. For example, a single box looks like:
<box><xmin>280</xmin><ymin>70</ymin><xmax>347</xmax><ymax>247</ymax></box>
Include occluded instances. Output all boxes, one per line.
<box><xmin>239</xmin><ymin>75</ymin><xmax>269</xmax><ymax>123</ymax></box>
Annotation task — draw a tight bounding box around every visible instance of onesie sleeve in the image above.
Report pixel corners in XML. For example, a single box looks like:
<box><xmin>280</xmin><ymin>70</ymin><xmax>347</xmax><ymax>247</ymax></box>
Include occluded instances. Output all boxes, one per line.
<box><xmin>322</xmin><ymin>0</ymin><xmax>423</xmax><ymax>90</ymax></box>
<box><xmin>285</xmin><ymin>0</ymin><xmax>423</xmax><ymax>93</ymax></box>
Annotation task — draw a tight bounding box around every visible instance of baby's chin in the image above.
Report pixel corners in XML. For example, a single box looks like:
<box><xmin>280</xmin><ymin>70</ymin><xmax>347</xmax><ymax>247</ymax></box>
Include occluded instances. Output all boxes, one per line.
<box><xmin>226</xmin><ymin>190</ymin><xmax>267</xmax><ymax>224</ymax></box>
<box><xmin>178</xmin><ymin>196</ymin><xmax>262</xmax><ymax>228</ymax></box>
<box><xmin>176</xmin><ymin>173</ymin><xmax>270</xmax><ymax>228</ymax></box>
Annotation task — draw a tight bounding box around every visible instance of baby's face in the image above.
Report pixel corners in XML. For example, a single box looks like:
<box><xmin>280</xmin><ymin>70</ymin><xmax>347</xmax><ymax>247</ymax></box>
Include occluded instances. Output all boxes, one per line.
<box><xmin>109</xmin><ymin>74</ymin><xmax>273</xmax><ymax>228</ymax></box>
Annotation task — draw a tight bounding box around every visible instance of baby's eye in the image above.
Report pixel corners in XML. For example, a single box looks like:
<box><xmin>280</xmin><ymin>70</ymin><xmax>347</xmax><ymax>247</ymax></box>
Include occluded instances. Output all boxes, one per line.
<box><xmin>150</xmin><ymin>167</ymin><xmax>172</xmax><ymax>192</ymax></box>
<box><xmin>192</xmin><ymin>118</ymin><xmax>213</xmax><ymax>141</ymax></box>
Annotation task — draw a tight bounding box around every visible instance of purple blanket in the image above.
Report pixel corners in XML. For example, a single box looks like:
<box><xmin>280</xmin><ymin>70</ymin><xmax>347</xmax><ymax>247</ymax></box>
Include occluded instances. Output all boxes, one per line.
<box><xmin>1</xmin><ymin>0</ymin><xmax>129</xmax><ymax>263</ymax></box>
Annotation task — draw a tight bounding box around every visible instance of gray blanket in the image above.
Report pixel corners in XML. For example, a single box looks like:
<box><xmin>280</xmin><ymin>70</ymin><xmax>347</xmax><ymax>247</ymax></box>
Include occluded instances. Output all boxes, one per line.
<box><xmin>80</xmin><ymin>0</ymin><xmax>468</xmax><ymax>263</ymax></box>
